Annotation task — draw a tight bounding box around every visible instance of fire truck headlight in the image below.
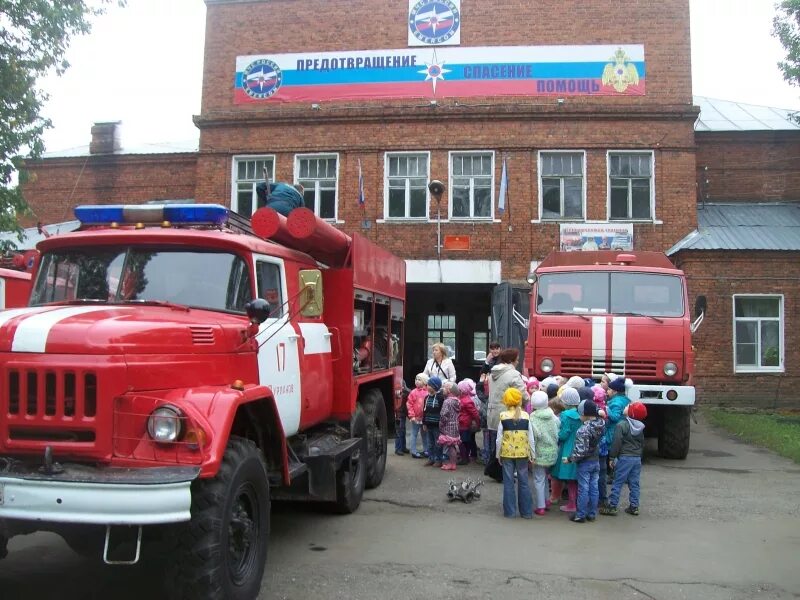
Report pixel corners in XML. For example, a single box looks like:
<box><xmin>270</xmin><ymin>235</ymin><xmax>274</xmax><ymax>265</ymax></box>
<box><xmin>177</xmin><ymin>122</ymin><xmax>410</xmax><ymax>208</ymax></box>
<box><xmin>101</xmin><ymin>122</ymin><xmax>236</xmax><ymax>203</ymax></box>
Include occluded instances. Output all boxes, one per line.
<box><xmin>147</xmin><ymin>405</ymin><xmax>184</xmax><ymax>443</ymax></box>
<box><xmin>663</xmin><ymin>362</ymin><xmax>678</xmax><ymax>377</ymax></box>
<box><xmin>540</xmin><ymin>358</ymin><xmax>554</xmax><ymax>373</ymax></box>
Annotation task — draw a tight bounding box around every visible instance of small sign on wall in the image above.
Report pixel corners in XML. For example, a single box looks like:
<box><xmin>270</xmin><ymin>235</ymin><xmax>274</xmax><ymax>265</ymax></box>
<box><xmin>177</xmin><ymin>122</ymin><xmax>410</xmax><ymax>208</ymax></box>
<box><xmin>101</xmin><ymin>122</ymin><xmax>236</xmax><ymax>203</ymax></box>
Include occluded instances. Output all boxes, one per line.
<box><xmin>408</xmin><ymin>0</ymin><xmax>461</xmax><ymax>46</ymax></box>
<box><xmin>444</xmin><ymin>234</ymin><xmax>470</xmax><ymax>250</ymax></box>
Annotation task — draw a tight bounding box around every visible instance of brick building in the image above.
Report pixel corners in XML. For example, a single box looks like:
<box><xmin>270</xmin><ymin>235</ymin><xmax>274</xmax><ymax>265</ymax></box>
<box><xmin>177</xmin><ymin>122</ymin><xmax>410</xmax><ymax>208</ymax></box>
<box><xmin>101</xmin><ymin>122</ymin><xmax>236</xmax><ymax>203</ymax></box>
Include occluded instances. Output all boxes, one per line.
<box><xmin>18</xmin><ymin>1</ymin><xmax>799</xmax><ymax>402</ymax></box>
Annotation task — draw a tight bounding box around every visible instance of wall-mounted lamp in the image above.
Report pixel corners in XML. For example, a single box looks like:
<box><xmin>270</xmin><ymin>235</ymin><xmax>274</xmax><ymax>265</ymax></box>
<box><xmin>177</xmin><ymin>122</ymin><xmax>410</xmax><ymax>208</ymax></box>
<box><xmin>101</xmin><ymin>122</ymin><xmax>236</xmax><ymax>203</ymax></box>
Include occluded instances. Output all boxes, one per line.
<box><xmin>556</xmin><ymin>98</ymin><xmax>565</xmax><ymax>105</ymax></box>
<box><xmin>311</xmin><ymin>103</ymin><xmax>321</xmax><ymax>110</ymax></box>
<box><xmin>429</xmin><ymin>100</ymin><xmax>438</xmax><ymax>106</ymax></box>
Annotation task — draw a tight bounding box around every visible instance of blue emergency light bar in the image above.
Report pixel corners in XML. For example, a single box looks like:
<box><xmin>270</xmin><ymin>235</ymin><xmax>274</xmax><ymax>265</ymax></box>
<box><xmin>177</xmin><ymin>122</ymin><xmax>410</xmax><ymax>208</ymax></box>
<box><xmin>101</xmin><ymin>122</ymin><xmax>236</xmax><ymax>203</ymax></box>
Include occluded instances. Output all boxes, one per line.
<box><xmin>74</xmin><ymin>204</ymin><xmax>230</xmax><ymax>226</ymax></box>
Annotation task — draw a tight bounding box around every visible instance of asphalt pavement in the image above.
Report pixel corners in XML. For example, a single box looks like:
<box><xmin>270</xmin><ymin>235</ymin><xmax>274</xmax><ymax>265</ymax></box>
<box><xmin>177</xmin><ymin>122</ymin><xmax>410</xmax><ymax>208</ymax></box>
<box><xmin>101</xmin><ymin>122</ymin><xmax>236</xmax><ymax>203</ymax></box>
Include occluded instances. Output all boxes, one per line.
<box><xmin>1</xmin><ymin>415</ymin><xmax>798</xmax><ymax>599</ymax></box>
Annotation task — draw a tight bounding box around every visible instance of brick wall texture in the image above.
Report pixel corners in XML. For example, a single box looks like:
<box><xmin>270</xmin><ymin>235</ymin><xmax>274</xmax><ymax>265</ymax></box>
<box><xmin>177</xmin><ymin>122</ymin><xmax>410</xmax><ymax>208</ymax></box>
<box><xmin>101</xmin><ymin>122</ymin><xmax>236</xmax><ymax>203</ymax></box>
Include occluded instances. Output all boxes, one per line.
<box><xmin>17</xmin><ymin>0</ymin><xmax>800</xmax><ymax>406</ymax></box>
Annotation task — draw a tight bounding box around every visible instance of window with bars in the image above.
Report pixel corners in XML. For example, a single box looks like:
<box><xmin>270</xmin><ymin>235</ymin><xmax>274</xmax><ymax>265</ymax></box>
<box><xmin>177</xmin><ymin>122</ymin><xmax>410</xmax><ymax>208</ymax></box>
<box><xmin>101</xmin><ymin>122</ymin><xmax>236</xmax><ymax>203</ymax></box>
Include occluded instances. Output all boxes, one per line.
<box><xmin>385</xmin><ymin>153</ymin><xmax>428</xmax><ymax>219</ymax></box>
<box><xmin>233</xmin><ymin>157</ymin><xmax>275</xmax><ymax>216</ymax></box>
<box><xmin>609</xmin><ymin>152</ymin><xmax>653</xmax><ymax>220</ymax></box>
<box><xmin>296</xmin><ymin>155</ymin><xmax>337</xmax><ymax>220</ymax></box>
<box><xmin>427</xmin><ymin>314</ymin><xmax>456</xmax><ymax>360</ymax></box>
<box><xmin>450</xmin><ymin>152</ymin><xmax>493</xmax><ymax>219</ymax></box>
<box><xmin>733</xmin><ymin>296</ymin><xmax>783</xmax><ymax>372</ymax></box>
<box><xmin>540</xmin><ymin>152</ymin><xmax>584</xmax><ymax>220</ymax></box>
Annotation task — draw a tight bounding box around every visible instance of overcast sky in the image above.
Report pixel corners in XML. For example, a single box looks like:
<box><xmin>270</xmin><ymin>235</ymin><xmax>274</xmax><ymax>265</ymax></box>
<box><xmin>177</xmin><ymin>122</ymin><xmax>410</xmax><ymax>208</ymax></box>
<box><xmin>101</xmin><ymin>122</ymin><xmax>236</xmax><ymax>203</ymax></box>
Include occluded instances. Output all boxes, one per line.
<box><xmin>39</xmin><ymin>0</ymin><xmax>800</xmax><ymax>152</ymax></box>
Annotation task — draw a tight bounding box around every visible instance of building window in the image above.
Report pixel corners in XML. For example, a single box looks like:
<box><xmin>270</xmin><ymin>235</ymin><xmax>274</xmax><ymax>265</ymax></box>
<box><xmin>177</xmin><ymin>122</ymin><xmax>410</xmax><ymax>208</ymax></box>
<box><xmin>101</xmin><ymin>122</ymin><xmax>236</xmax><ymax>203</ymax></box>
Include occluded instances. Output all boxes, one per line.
<box><xmin>608</xmin><ymin>151</ymin><xmax>653</xmax><ymax>220</ymax></box>
<box><xmin>450</xmin><ymin>152</ymin><xmax>493</xmax><ymax>219</ymax></box>
<box><xmin>232</xmin><ymin>156</ymin><xmax>275</xmax><ymax>216</ymax></box>
<box><xmin>296</xmin><ymin>154</ymin><xmax>338</xmax><ymax>220</ymax></box>
<box><xmin>733</xmin><ymin>295</ymin><xmax>783</xmax><ymax>372</ymax></box>
<box><xmin>427</xmin><ymin>314</ymin><xmax>456</xmax><ymax>360</ymax></box>
<box><xmin>472</xmin><ymin>316</ymin><xmax>491</xmax><ymax>362</ymax></box>
<box><xmin>540</xmin><ymin>151</ymin><xmax>585</xmax><ymax>220</ymax></box>
<box><xmin>385</xmin><ymin>152</ymin><xmax>429</xmax><ymax>219</ymax></box>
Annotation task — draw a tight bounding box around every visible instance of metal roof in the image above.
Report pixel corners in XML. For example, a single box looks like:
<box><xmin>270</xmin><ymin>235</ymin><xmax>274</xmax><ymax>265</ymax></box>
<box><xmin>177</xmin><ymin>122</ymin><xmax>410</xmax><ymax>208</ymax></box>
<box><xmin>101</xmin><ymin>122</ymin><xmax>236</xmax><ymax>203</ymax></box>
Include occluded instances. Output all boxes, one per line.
<box><xmin>40</xmin><ymin>140</ymin><xmax>199</xmax><ymax>160</ymax></box>
<box><xmin>667</xmin><ymin>202</ymin><xmax>800</xmax><ymax>254</ymax></box>
<box><xmin>0</xmin><ymin>220</ymin><xmax>81</xmax><ymax>250</ymax></box>
<box><xmin>694</xmin><ymin>96</ymin><xmax>800</xmax><ymax>132</ymax></box>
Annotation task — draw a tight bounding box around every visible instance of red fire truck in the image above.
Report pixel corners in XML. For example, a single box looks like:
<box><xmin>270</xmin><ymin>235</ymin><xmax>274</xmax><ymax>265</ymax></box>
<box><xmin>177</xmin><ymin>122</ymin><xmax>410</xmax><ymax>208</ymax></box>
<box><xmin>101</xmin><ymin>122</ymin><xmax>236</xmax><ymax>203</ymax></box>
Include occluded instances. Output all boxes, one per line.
<box><xmin>0</xmin><ymin>249</ymin><xmax>36</xmax><ymax>309</ymax></box>
<box><xmin>525</xmin><ymin>251</ymin><xmax>705</xmax><ymax>459</ymax></box>
<box><xmin>0</xmin><ymin>268</ymin><xmax>32</xmax><ymax>309</ymax></box>
<box><xmin>0</xmin><ymin>204</ymin><xmax>405</xmax><ymax>600</ymax></box>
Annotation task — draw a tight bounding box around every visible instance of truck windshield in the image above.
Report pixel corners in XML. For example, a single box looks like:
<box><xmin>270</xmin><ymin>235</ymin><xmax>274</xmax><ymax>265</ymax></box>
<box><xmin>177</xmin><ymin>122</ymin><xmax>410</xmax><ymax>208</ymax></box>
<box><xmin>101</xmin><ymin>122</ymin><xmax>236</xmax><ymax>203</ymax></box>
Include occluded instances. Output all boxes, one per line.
<box><xmin>31</xmin><ymin>247</ymin><xmax>252</xmax><ymax>313</ymax></box>
<box><xmin>536</xmin><ymin>272</ymin><xmax>684</xmax><ymax>317</ymax></box>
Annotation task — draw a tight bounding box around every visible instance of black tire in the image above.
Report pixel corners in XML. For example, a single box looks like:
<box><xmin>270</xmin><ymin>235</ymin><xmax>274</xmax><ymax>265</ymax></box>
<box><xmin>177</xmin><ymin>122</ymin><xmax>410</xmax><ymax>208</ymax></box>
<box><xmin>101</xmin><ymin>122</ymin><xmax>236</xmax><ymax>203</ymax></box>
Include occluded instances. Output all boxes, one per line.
<box><xmin>332</xmin><ymin>403</ymin><xmax>367</xmax><ymax>514</ymax></box>
<box><xmin>166</xmin><ymin>436</ymin><xmax>270</xmax><ymax>600</ymax></box>
<box><xmin>362</xmin><ymin>388</ymin><xmax>388</xmax><ymax>489</ymax></box>
<box><xmin>658</xmin><ymin>406</ymin><xmax>691</xmax><ymax>459</ymax></box>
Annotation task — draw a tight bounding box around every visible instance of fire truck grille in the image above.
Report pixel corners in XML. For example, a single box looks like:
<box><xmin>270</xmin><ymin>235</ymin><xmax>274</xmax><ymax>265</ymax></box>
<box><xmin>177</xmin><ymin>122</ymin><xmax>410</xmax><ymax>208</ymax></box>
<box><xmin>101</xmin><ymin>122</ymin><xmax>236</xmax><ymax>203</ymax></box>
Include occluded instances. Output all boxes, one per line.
<box><xmin>542</xmin><ymin>328</ymin><xmax>582</xmax><ymax>339</ymax></box>
<box><xmin>4</xmin><ymin>368</ymin><xmax>98</xmax><ymax>443</ymax></box>
<box><xmin>560</xmin><ymin>358</ymin><xmax>658</xmax><ymax>379</ymax></box>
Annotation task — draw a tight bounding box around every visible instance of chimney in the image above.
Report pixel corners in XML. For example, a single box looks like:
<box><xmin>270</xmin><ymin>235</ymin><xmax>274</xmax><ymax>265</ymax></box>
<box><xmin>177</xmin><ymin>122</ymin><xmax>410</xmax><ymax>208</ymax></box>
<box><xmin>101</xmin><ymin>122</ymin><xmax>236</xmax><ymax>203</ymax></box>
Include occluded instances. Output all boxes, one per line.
<box><xmin>89</xmin><ymin>121</ymin><xmax>122</xmax><ymax>154</ymax></box>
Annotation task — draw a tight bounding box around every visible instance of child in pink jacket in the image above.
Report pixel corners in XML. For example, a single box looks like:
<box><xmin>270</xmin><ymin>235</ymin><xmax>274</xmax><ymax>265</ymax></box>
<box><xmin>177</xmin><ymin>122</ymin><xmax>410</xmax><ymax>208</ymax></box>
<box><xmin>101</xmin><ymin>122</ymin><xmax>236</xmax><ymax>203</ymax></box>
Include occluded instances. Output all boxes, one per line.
<box><xmin>457</xmin><ymin>379</ymin><xmax>481</xmax><ymax>464</ymax></box>
<box><xmin>407</xmin><ymin>373</ymin><xmax>429</xmax><ymax>458</ymax></box>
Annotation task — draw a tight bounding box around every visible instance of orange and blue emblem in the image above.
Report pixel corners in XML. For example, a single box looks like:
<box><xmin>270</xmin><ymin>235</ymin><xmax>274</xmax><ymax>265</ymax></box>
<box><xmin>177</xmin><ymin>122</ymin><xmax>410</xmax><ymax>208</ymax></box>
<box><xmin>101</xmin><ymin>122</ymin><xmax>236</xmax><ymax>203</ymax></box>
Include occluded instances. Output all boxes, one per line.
<box><xmin>409</xmin><ymin>1</ymin><xmax>460</xmax><ymax>45</ymax></box>
<box><xmin>242</xmin><ymin>59</ymin><xmax>282</xmax><ymax>99</ymax></box>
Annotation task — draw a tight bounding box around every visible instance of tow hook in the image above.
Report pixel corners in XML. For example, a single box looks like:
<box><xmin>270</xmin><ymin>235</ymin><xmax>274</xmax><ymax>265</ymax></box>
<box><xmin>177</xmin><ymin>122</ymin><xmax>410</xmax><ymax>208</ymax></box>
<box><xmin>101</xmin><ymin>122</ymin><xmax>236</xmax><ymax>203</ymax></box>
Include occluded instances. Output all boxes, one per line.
<box><xmin>39</xmin><ymin>446</ymin><xmax>64</xmax><ymax>476</ymax></box>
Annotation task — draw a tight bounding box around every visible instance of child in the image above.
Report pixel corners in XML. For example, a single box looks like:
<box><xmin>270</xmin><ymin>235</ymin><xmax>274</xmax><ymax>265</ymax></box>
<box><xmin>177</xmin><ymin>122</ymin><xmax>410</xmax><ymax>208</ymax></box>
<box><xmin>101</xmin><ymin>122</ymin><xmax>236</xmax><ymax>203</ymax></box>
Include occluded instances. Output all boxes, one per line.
<box><xmin>394</xmin><ymin>381</ymin><xmax>410</xmax><ymax>456</ymax></box>
<box><xmin>592</xmin><ymin>385</ymin><xmax>610</xmax><ymax>503</ymax></box>
<box><xmin>406</xmin><ymin>373</ymin><xmax>429</xmax><ymax>458</ymax></box>
<box><xmin>496</xmin><ymin>388</ymin><xmax>535</xmax><ymax>519</ymax></box>
<box><xmin>546</xmin><ymin>391</ymin><xmax>566</xmax><ymax>505</ymax></box>
<box><xmin>457</xmin><ymin>380</ymin><xmax>481</xmax><ymax>463</ymax></box>
<box><xmin>601</xmin><ymin>372</ymin><xmax>619</xmax><ymax>393</ymax></box>
<box><xmin>549</xmin><ymin>387</ymin><xmax>582</xmax><ymax>512</ymax></box>
<box><xmin>603</xmin><ymin>377</ymin><xmax>631</xmax><ymax>459</ymax></box>
<box><xmin>438</xmin><ymin>382</ymin><xmax>462</xmax><ymax>471</ymax></box>
<box><xmin>564</xmin><ymin>400</ymin><xmax>606</xmax><ymax>523</ymax></box>
<box><xmin>602</xmin><ymin>402</ymin><xmax>647</xmax><ymax>516</ymax></box>
<box><xmin>523</xmin><ymin>378</ymin><xmax>540</xmax><ymax>412</ymax></box>
<box><xmin>529</xmin><ymin>390</ymin><xmax>559</xmax><ymax>516</ymax></box>
<box><xmin>422</xmin><ymin>376</ymin><xmax>445</xmax><ymax>467</ymax></box>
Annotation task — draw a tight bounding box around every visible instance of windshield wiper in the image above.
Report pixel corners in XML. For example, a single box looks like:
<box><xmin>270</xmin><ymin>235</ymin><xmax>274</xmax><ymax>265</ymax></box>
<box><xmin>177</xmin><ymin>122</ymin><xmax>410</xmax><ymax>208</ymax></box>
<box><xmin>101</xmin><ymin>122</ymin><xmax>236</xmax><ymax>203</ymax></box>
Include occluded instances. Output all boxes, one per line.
<box><xmin>616</xmin><ymin>311</ymin><xmax>663</xmax><ymax>323</ymax></box>
<box><xmin>43</xmin><ymin>298</ymin><xmax>108</xmax><ymax>306</ymax></box>
<box><xmin>539</xmin><ymin>310</ymin><xmax>589</xmax><ymax>321</ymax></box>
<box><xmin>121</xmin><ymin>299</ymin><xmax>190</xmax><ymax>312</ymax></box>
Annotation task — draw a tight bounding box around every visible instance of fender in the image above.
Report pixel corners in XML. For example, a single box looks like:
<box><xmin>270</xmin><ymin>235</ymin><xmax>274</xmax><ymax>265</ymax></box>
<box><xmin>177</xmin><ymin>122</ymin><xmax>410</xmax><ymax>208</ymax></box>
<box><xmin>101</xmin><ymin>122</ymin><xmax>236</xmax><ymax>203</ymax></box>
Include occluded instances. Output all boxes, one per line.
<box><xmin>115</xmin><ymin>384</ymin><xmax>289</xmax><ymax>483</ymax></box>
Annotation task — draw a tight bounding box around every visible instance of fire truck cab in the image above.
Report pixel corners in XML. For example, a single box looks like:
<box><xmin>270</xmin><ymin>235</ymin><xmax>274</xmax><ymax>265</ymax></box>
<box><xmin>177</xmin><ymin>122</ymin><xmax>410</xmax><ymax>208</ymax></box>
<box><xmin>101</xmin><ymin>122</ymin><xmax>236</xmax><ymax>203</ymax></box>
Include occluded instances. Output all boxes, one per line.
<box><xmin>525</xmin><ymin>250</ymin><xmax>701</xmax><ymax>459</ymax></box>
<box><xmin>0</xmin><ymin>204</ymin><xmax>405</xmax><ymax>600</ymax></box>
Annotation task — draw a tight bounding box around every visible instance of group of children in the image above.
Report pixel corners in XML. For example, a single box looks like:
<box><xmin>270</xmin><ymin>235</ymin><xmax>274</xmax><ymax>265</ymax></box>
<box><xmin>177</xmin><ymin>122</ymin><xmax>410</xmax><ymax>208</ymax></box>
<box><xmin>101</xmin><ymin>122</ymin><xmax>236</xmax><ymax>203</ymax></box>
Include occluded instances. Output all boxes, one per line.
<box><xmin>397</xmin><ymin>369</ymin><xmax>647</xmax><ymax>522</ymax></box>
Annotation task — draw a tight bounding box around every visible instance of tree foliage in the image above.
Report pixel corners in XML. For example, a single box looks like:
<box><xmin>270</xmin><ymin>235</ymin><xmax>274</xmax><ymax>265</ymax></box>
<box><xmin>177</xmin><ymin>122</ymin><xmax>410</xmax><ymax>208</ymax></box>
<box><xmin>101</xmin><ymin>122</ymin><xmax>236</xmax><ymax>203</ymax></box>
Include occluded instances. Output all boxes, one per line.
<box><xmin>0</xmin><ymin>0</ymin><xmax>123</xmax><ymax>236</ymax></box>
<box><xmin>773</xmin><ymin>1</ymin><xmax>800</xmax><ymax>90</ymax></box>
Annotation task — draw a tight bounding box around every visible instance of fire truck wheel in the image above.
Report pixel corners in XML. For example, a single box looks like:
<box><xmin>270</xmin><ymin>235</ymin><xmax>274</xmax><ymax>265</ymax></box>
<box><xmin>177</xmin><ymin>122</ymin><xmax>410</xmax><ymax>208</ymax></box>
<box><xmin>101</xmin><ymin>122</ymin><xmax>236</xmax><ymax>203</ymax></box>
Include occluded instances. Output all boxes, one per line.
<box><xmin>332</xmin><ymin>403</ymin><xmax>367</xmax><ymax>514</ymax></box>
<box><xmin>363</xmin><ymin>389</ymin><xmax>388</xmax><ymax>489</ymax></box>
<box><xmin>166</xmin><ymin>436</ymin><xmax>270</xmax><ymax>600</ymax></box>
<box><xmin>658</xmin><ymin>406</ymin><xmax>691</xmax><ymax>459</ymax></box>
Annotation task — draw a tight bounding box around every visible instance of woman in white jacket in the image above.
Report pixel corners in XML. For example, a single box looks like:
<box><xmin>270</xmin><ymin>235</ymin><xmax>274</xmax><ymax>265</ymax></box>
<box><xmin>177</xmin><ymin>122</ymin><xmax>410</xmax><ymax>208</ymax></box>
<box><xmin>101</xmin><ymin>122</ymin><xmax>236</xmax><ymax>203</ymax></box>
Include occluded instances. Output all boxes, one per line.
<box><xmin>423</xmin><ymin>342</ymin><xmax>457</xmax><ymax>383</ymax></box>
<box><xmin>485</xmin><ymin>347</ymin><xmax>529</xmax><ymax>460</ymax></box>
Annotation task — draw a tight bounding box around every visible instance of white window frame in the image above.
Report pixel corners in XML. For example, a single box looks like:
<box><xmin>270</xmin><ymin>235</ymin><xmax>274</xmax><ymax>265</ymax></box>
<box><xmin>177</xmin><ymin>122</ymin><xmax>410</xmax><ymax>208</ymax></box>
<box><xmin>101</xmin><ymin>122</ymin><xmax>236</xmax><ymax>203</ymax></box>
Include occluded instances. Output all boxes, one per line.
<box><xmin>293</xmin><ymin>153</ymin><xmax>340</xmax><ymax>222</ymax></box>
<box><xmin>732</xmin><ymin>294</ymin><xmax>784</xmax><ymax>374</ymax></box>
<box><xmin>231</xmin><ymin>154</ymin><xmax>276</xmax><ymax>216</ymax></box>
<box><xmin>448</xmin><ymin>150</ymin><xmax>495</xmax><ymax>221</ymax></box>
<box><xmin>538</xmin><ymin>150</ymin><xmax>587</xmax><ymax>221</ymax></box>
<box><xmin>383</xmin><ymin>151</ymin><xmax>431</xmax><ymax>221</ymax></box>
<box><xmin>606</xmin><ymin>150</ymin><xmax>656</xmax><ymax>222</ymax></box>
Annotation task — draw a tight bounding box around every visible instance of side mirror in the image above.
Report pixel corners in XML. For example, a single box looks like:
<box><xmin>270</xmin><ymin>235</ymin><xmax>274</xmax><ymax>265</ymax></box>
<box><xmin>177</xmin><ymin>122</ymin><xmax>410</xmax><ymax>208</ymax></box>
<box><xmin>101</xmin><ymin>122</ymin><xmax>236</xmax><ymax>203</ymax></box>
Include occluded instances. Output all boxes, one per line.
<box><xmin>246</xmin><ymin>298</ymin><xmax>272</xmax><ymax>324</ymax></box>
<box><xmin>694</xmin><ymin>295</ymin><xmax>707</xmax><ymax>319</ymax></box>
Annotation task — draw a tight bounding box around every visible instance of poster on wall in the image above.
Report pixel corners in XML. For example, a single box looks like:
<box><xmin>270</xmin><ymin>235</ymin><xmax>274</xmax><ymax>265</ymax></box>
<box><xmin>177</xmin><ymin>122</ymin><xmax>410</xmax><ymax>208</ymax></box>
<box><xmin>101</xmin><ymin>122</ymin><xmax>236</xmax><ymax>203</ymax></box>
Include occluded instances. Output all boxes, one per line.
<box><xmin>408</xmin><ymin>0</ymin><xmax>461</xmax><ymax>46</ymax></box>
<box><xmin>559</xmin><ymin>223</ymin><xmax>634</xmax><ymax>252</ymax></box>
<box><xmin>234</xmin><ymin>45</ymin><xmax>645</xmax><ymax>103</ymax></box>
